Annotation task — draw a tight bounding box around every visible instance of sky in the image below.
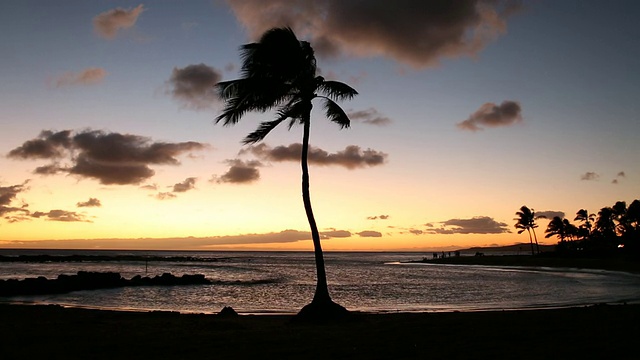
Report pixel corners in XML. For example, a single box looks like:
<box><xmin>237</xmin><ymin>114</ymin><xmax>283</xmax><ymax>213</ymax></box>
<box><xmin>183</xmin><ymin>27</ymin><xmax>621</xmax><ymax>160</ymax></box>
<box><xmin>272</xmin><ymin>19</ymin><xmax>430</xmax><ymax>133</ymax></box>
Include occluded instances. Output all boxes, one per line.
<box><xmin>1</xmin><ymin>0</ymin><xmax>639</xmax><ymax>251</ymax></box>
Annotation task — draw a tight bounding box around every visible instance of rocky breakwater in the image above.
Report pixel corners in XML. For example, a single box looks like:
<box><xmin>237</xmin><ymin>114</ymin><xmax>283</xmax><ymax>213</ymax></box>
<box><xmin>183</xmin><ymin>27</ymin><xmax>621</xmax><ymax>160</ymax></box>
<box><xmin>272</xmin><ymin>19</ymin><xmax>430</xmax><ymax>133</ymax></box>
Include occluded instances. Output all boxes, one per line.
<box><xmin>0</xmin><ymin>271</ymin><xmax>211</xmax><ymax>297</ymax></box>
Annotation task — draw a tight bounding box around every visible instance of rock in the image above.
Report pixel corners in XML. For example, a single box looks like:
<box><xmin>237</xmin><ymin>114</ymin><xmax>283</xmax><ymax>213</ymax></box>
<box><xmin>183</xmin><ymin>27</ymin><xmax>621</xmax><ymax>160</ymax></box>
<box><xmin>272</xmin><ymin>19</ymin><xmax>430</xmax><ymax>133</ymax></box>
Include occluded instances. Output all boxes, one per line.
<box><xmin>218</xmin><ymin>306</ymin><xmax>238</xmax><ymax>318</ymax></box>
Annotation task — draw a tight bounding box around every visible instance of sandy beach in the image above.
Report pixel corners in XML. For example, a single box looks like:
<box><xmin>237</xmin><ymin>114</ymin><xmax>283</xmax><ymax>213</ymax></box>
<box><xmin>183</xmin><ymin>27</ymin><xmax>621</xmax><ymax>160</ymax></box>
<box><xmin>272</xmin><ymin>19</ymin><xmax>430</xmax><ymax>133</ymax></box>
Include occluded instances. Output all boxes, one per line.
<box><xmin>2</xmin><ymin>302</ymin><xmax>639</xmax><ymax>359</ymax></box>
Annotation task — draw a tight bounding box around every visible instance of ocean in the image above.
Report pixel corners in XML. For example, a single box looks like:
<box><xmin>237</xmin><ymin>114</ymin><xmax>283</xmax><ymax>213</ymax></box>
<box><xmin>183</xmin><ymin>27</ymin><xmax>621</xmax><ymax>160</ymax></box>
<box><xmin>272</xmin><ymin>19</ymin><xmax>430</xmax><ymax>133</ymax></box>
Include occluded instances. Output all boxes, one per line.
<box><xmin>2</xmin><ymin>249</ymin><xmax>640</xmax><ymax>314</ymax></box>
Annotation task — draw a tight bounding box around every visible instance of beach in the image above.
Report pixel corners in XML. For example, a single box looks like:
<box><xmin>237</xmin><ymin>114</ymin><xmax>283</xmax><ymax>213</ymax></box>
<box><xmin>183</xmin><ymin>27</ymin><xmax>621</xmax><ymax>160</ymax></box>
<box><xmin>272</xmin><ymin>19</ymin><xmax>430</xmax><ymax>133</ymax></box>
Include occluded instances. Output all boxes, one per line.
<box><xmin>2</xmin><ymin>303</ymin><xmax>639</xmax><ymax>359</ymax></box>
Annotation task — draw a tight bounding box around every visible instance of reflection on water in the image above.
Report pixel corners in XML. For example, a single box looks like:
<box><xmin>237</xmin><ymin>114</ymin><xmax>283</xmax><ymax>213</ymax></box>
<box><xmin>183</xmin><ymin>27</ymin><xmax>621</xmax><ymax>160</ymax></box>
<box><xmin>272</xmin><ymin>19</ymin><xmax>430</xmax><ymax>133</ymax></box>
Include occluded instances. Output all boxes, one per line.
<box><xmin>1</xmin><ymin>250</ymin><xmax>640</xmax><ymax>314</ymax></box>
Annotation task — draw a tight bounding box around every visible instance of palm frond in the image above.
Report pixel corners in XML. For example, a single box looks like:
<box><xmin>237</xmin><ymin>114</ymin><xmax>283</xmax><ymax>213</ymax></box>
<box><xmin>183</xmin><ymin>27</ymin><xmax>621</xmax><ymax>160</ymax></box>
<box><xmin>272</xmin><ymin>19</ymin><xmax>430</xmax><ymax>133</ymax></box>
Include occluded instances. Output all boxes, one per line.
<box><xmin>317</xmin><ymin>80</ymin><xmax>358</xmax><ymax>101</ymax></box>
<box><xmin>243</xmin><ymin>119</ymin><xmax>286</xmax><ymax>145</ymax></box>
<box><xmin>242</xmin><ymin>99</ymin><xmax>308</xmax><ymax>144</ymax></box>
<box><xmin>322</xmin><ymin>99</ymin><xmax>351</xmax><ymax>129</ymax></box>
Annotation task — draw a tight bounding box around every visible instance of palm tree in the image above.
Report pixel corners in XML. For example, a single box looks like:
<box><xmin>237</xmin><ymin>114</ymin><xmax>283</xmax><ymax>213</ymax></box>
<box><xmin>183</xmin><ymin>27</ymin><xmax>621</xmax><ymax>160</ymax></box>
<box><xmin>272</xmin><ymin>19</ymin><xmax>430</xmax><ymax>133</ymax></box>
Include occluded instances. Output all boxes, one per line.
<box><xmin>545</xmin><ymin>216</ymin><xmax>568</xmax><ymax>242</ymax></box>
<box><xmin>623</xmin><ymin>199</ymin><xmax>640</xmax><ymax>252</ymax></box>
<box><xmin>215</xmin><ymin>28</ymin><xmax>357</xmax><ymax>317</ymax></box>
<box><xmin>593</xmin><ymin>206</ymin><xmax>618</xmax><ymax>251</ymax></box>
<box><xmin>546</xmin><ymin>216</ymin><xmax>579</xmax><ymax>242</ymax></box>
<box><xmin>515</xmin><ymin>205</ymin><xmax>540</xmax><ymax>255</ymax></box>
<box><xmin>574</xmin><ymin>209</ymin><xmax>595</xmax><ymax>240</ymax></box>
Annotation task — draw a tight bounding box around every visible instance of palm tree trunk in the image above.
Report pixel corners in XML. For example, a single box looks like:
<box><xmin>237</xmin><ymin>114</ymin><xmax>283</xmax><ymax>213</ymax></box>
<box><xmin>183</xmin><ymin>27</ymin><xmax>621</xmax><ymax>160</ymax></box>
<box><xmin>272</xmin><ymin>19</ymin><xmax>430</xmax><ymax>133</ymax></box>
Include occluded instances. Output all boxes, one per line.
<box><xmin>301</xmin><ymin>115</ymin><xmax>331</xmax><ymax>304</ymax></box>
<box><xmin>527</xmin><ymin>229</ymin><xmax>535</xmax><ymax>255</ymax></box>
<box><xmin>532</xmin><ymin>228</ymin><xmax>540</xmax><ymax>254</ymax></box>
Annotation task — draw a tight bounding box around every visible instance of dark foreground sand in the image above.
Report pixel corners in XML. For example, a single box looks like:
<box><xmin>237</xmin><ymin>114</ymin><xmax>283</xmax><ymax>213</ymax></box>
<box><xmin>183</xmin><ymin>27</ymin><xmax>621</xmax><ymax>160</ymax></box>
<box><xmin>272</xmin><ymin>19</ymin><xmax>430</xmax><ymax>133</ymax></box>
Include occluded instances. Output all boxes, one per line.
<box><xmin>1</xmin><ymin>303</ymin><xmax>639</xmax><ymax>359</ymax></box>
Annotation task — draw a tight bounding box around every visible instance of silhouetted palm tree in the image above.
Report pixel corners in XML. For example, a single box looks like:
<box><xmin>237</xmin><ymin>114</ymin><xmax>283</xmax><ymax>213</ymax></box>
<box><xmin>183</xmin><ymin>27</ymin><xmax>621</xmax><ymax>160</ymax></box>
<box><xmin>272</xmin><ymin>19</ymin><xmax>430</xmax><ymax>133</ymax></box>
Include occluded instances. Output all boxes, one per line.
<box><xmin>547</xmin><ymin>217</ymin><xmax>580</xmax><ymax>253</ymax></box>
<box><xmin>593</xmin><ymin>206</ymin><xmax>618</xmax><ymax>251</ymax></box>
<box><xmin>545</xmin><ymin>216</ymin><xmax>568</xmax><ymax>241</ymax></box>
<box><xmin>515</xmin><ymin>206</ymin><xmax>540</xmax><ymax>255</ymax></box>
<box><xmin>574</xmin><ymin>209</ymin><xmax>595</xmax><ymax>240</ymax></box>
<box><xmin>215</xmin><ymin>28</ymin><xmax>357</xmax><ymax>317</ymax></box>
<box><xmin>623</xmin><ymin>199</ymin><xmax>640</xmax><ymax>252</ymax></box>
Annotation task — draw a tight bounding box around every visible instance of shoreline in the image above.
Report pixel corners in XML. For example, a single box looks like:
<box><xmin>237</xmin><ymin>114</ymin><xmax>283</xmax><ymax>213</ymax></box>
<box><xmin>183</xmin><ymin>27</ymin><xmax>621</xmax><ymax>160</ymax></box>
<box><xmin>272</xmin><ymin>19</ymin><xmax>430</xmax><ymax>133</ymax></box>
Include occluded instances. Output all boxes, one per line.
<box><xmin>2</xmin><ymin>302</ymin><xmax>639</xmax><ymax>359</ymax></box>
<box><xmin>405</xmin><ymin>254</ymin><xmax>640</xmax><ymax>274</ymax></box>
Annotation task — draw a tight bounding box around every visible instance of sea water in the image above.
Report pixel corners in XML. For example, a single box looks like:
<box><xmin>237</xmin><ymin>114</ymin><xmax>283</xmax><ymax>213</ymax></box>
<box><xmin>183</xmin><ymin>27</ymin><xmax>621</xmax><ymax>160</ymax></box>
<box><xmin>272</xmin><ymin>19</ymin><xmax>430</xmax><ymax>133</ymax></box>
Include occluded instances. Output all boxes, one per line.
<box><xmin>1</xmin><ymin>249</ymin><xmax>639</xmax><ymax>314</ymax></box>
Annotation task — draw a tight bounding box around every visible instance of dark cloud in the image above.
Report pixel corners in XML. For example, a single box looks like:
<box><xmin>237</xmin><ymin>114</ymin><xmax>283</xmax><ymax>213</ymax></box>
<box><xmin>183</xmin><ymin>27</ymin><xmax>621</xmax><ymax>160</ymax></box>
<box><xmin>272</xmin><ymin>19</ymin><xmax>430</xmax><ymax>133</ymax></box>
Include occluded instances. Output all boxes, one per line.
<box><xmin>31</xmin><ymin>210</ymin><xmax>89</xmax><ymax>222</ymax></box>
<box><xmin>77</xmin><ymin>198</ymin><xmax>101</xmax><ymax>208</ymax></box>
<box><xmin>215</xmin><ymin>159</ymin><xmax>262</xmax><ymax>184</ymax></box>
<box><xmin>93</xmin><ymin>4</ymin><xmax>145</xmax><ymax>39</ymax></box>
<box><xmin>580</xmin><ymin>172</ymin><xmax>599</xmax><ymax>181</ymax></box>
<box><xmin>243</xmin><ymin>143</ymin><xmax>387</xmax><ymax>169</ymax></box>
<box><xmin>173</xmin><ymin>177</ymin><xmax>197</xmax><ymax>192</ymax></box>
<box><xmin>348</xmin><ymin>108</ymin><xmax>392</xmax><ymax>126</ymax></box>
<box><xmin>226</xmin><ymin>0</ymin><xmax>518</xmax><ymax>68</ymax></box>
<box><xmin>321</xmin><ymin>230</ymin><xmax>352</xmax><ymax>238</ymax></box>
<box><xmin>428</xmin><ymin>216</ymin><xmax>510</xmax><ymax>234</ymax></box>
<box><xmin>0</xmin><ymin>181</ymin><xmax>29</xmax><ymax>217</ymax></box>
<box><xmin>8</xmin><ymin>129</ymin><xmax>206</xmax><ymax>185</ymax></box>
<box><xmin>535</xmin><ymin>210</ymin><xmax>565</xmax><ymax>220</ymax></box>
<box><xmin>54</xmin><ymin>68</ymin><xmax>106</xmax><ymax>87</ymax></box>
<box><xmin>167</xmin><ymin>63</ymin><xmax>222</xmax><ymax>110</ymax></box>
<box><xmin>409</xmin><ymin>229</ymin><xmax>424</xmax><ymax>235</ymax></box>
<box><xmin>457</xmin><ymin>101</ymin><xmax>522</xmax><ymax>131</ymax></box>
<box><xmin>155</xmin><ymin>192</ymin><xmax>177</xmax><ymax>200</ymax></box>
<box><xmin>357</xmin><ymin>231</ymin><xmax>382</xmax><ymax>238</ymax></box>
<box><xmin>612</xmin><ymin>171</ymin><xmax>626</xmax><ymax>184</ymax></box>
<box><xmin>1</xmin><ymin>228</ymin><xmax>352</xmax><ymax>249</ymax></box>
<box><xmin>367</xmin><ymin>215</ymin><xmax>390</xmax><ymax>220</ymax></box>
<box><xmin>140</xmin><ymin>184</ymin><xmax>158</xmax><ymax>191</ymax></box>
<box><xmin>7</xmin><ymin>130</ymin><xmax>72</xmax><ymax>159</ymax></box>
<box><xmin>34</xmin><ymin>163</ymin><xmax>66</xmax><ymax>175</ymax></box>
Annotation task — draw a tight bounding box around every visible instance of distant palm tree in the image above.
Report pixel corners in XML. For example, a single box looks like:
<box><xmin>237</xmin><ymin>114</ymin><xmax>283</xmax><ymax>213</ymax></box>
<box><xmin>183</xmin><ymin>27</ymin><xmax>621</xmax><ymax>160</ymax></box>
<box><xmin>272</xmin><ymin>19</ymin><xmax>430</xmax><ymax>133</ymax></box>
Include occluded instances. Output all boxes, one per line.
<box><xmin>215</xmin><ymin>28</ymin><xmax>357</xmax><ymax>317</ymax></box>
<box><xmin>574</xmin><ymin>209</ymin><xmax>595</xmax><ymax>240</ymax></box>
<box><xmin>515</xmin><ymin>205</ymin><xmax>540</xmax><ymax>255</ymax></box>
<box><xmin>593</xmin><ymin>206</ymin><xmax>618</xmax><ymax>251</ymax></box>
<box><xmin>545</xmin><ymin>216</ymin><xmax>567</xmax><ymax>241</ymax></box>
<box><xmin>623</xmin><ymin>199</ymin><xmax>640</xmax><ymax>251</ymax></box>
<box><xmin>546</xmin><ymin>216</ymin><xmax>579</xmax><ymax>242</ymax></box>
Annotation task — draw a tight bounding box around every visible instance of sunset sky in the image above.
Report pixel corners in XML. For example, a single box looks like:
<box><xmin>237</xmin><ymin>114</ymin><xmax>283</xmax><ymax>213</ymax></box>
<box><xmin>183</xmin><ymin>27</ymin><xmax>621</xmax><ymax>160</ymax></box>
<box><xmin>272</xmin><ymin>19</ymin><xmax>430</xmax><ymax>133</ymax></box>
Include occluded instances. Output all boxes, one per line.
<box><xmin>1</xmin><ymin>0</ymin><xmax>638</xmax><ymax>251</ymax></box>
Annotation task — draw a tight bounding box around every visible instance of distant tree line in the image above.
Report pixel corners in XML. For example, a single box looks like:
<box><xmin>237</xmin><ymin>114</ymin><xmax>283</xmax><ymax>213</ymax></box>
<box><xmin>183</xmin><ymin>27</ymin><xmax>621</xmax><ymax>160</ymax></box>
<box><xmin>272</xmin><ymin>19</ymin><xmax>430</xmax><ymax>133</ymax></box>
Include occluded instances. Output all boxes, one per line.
<box><xmin>517</xmin><ymin>200</ymin><xmax>640</xmax><ymax>257</ymax></box>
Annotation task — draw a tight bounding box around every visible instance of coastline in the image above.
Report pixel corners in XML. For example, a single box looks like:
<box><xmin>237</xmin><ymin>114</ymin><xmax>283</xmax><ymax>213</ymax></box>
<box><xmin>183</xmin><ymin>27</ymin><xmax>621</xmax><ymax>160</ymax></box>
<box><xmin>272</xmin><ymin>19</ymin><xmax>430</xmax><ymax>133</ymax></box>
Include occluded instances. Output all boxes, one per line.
<box><xmin>408</xmin><ymin>254</ymin><xmax>640</xmax><ymax>274</ymax></box>
<box><xmin>2</xmin><ymin>302</ymin><xmax>639</xmax><ymax>359</ymax></box>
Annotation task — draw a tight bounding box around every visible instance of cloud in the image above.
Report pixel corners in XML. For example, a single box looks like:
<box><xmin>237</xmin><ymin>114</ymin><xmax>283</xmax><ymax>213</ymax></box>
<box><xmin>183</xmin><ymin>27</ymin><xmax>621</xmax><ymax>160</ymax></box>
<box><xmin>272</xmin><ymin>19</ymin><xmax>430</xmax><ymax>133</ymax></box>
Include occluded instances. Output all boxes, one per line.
<box><xmin>54</xmin><ymin>68</ymin><xmax>107</xmax><ymax>88</ymax></box>
<box><xmin>77</xmin><ymin>198</ymin><xmax>101</xmax><ymax>208</ymax></box>
<box><xmin>7</xmin><ymin>130</ymin><xmax>72</xmax><ymax>159</ymax></box>
<box><xmin>535</xmin><ymin>210</ymin><xmax>565</xmax><ymax>220</ymax></box>
<box><xmin>140</xmin><ymin>184</ymin><xmax>158</xmax><ymax>191</ymax></box>
<box><xmin>348</xmin><ymin>108</ymin><xmax>392</xmax><ymax>126</ymax></box>
<box><xmin>214</xmin><ymin>159</ymin><xmax>262</xmax><ymax>184</ymax></box>
<box><xmin>8</xmin><ymin>129</ymin><xmax>206</xmax><ymax>185</ymax></box>
<box><xmin>31</xmin><ymin>210</ymin><xmax>89</xmax><ymax>222</ymax></box>
<box><xmin>34</xmin><ymin>163</ymin><xmax>66</xmax><ymax>175</ymax></box>
<box><xmin>173</xmin><ymin>177</ymin><xmax>197</xmax><ymax>192</ymax></box>
<box><xmin>225</xmin><ymin>0</ymin><xmax>518</xmax><ymax>68</ymax></box>
<box><xmin>243</xmin><ymin>143</ymin><xmax>387</xmax><ymax>169</ymax></box>
<box><xmin>1</xmin><ymin>228</ymin><xmax>352</xmax><ymax>249</ymax></box>
<box><xmin>580</xmin><ymin>172</ymin><xmax>599</xmax><ymax>181</ymax></box>
<box><xmin>321</xmin><ymin>230</ymin><xmax>352</xmax><ymax>238</ymax></box>
<box><xmin>428</xmin><ymin>216</ymin><xmax>510</xmax><ymax>234</ymax></box>
<box><xmin>155</xmin><ymin>192</ymin><xmax>177</xmax><ymax>200</ymax></box>
<box><xmin>167</xmin><ymin>64</ymin><xmax>222</xmax><ymax>110</ymax></box>
<box><xmin>612</xmin><ymin>171</ymin><xmax>626</xmax><ymax>184</ymax></box>
<box><xmin>93</xmin><ymin>4</ymin><xmax>145</xmax><ymax>39</ymax></box>
<box><xmin>457</xmin><ymin>101</ymin><xmax>522</xmax><ymax>131</ymax></box>
<box><xmin>0</xmin><ymin>181</ymin><xmax>30</xmax><ymax>217</ymax></box>
<box><xmin>357</xmin><ymin>231</ymin><xmax>382</xmax><ymax>237</ymax></box>
<box><xmin>409</xmin><ymin>229</ymin><xmax>424</xmax><ymax>235</ymax></box>
<box><xmin>367</xmin><ymin>215</ymin><xmax>389</xmax><ymax>220</ymax></box>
